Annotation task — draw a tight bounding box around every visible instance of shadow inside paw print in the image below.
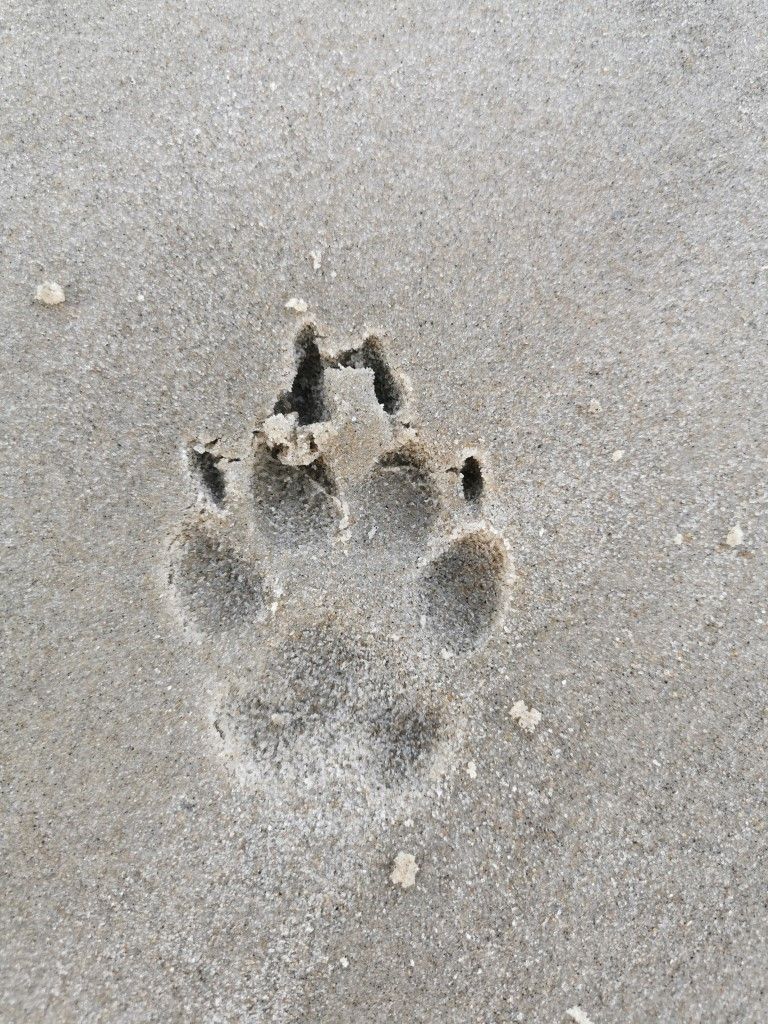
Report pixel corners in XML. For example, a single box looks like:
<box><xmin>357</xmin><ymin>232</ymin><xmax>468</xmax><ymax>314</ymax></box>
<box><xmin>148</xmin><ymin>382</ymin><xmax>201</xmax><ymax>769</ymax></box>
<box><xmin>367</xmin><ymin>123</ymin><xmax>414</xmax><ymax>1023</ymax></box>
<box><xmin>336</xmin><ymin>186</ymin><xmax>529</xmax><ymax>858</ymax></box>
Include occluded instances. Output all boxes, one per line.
<box><xmin>168</xmin><ymin>326</ymin><xmax>512</xmax><ymax>813</ymax></box>
<box><xmin>251</xmin><ymin>447</ymin><xmax>338</xmax><ymax>547</ymax></box>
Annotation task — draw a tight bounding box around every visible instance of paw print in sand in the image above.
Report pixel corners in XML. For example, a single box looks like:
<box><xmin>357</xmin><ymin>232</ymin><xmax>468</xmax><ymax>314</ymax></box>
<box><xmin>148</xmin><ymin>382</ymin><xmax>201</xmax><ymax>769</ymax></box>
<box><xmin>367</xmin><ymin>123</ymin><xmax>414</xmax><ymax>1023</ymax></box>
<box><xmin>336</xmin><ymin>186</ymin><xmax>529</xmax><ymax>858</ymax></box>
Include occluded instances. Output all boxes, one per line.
<box><xmin>168</xmin><ymin>325</ymin><xmax>513</xmax><ymax>818</ymax></box>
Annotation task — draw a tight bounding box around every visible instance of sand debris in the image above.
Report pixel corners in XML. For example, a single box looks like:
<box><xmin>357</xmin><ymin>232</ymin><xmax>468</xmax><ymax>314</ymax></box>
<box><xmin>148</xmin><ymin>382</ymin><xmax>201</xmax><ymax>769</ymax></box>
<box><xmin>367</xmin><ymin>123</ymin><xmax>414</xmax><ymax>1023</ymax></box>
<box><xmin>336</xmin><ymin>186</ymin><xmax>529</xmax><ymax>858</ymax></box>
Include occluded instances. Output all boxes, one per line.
<box><xmin>566</xmin><ymin>1007</ymin><xmax>595</xmax><ymax>1024</ymax></box>
<box><xmin>611</xmin><ymin>449</ymin><xmax>625</xmax><ymax>462</ymax></box>
<box><xmin>284</xmin><ymin>296</ymin><xmax>308</xmax><ymax>313</ymax></box>
<box><xmin>263</xmin><ymin>412</ymin><xmax>318</xmax><ymax>466</ymax></box>
<box><xmin>509</xmin><ymin>699</ymin><xmax>541</xmax><ymax>734</ymax></box>
<box><xmin>36</xmin><ymin>281</ymin><xmax>65</xmax><ymax>305</ymax></box>
<box><xmin>466</xmin><ymin>760</ymin><xmax>477</xmax><ymax>779</ymax></box>
<box><xmin>725</xmin><ymin>524</ymin><xmax>744</xmax><ymax>547</ymax></box>
<box><xmin>587</xmin><ymin>398</ymin><xmax>602</xmax><ymax>416</ymax></box>
<box><xmin>310</xmin><ymin>249</ymin><xmax>323</xmax><ymax>271</ymax></box>
<box><xmin>390</xmin><ymin>851</ymin><xmax>418</xmax><ymax>889</ymax></box>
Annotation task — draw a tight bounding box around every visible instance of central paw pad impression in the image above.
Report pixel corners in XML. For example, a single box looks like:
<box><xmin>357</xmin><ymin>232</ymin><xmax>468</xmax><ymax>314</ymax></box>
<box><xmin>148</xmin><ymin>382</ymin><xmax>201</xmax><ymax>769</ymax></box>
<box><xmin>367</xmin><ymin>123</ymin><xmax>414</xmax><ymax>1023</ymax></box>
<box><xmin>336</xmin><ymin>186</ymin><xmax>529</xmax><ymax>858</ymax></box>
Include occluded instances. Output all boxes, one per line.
<box><xmin>169</xmin><ymin>326</ymin><xmax>512</xmax><ymax>816</ymax></box>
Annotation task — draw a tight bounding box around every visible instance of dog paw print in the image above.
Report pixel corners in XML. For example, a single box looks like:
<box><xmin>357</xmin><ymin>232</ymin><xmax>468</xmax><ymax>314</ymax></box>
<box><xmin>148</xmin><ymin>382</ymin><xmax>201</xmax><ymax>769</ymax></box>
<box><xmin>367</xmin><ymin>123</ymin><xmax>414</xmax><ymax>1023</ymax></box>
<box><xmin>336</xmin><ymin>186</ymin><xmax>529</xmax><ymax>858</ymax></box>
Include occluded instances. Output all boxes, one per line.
<box><xmin>168</xmin><ymin>325</ymin><xmax>513</xmax><ymax>816</ymax></box>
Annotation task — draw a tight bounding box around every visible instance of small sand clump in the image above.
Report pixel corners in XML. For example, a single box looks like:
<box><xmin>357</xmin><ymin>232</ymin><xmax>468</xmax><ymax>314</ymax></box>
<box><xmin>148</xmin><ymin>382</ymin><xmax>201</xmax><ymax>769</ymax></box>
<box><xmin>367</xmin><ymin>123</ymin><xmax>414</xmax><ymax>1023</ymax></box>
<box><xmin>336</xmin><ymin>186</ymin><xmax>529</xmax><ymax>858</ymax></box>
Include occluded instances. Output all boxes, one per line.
<box><xmin>390</xmin><ymin>851</ymin><xmax>418</xmax><ymax>889</ymax></box>
<box><xmin>566</xmin><ymin>1007</ymin><xmax>595</xmax><ymax>1024</ymax></box>
<box><xmin>36</xmin><ymin>281</ymin><xmax>65</xmax><ymax>305</ymax></box>
<box><xmin>725</xmin><ymin>525</ymin><xmax>744</xmax><ymax>547</ymax></box>
<box><xmin>509</xmin><ymin>700</ymin><xmax>541</xmax><ymax>735</ymax></box>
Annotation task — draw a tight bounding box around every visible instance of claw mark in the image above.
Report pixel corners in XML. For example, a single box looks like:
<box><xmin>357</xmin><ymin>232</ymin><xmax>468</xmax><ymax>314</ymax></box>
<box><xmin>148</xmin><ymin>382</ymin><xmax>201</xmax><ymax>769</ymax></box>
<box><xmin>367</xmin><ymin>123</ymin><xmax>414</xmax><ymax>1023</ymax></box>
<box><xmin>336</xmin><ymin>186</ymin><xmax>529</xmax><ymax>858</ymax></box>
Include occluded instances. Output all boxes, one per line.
<box><xmin>460</xmin><ymin>455</ymin><xmax>484</xmax><ymax>503</ymax></box>
<box><xmin>339</xmin><ymin>336</ymin><xmax>403</xmax><ymax>414</ymax></box>
<box><xmin>274</xmin><ymin>325</ymin><xmax>326</xmax><ymax>425</ymax></box>
<box><xmin>189</xmin><ymin>444</ymin><xmax>226</xmax><ymax>506</ymax></box>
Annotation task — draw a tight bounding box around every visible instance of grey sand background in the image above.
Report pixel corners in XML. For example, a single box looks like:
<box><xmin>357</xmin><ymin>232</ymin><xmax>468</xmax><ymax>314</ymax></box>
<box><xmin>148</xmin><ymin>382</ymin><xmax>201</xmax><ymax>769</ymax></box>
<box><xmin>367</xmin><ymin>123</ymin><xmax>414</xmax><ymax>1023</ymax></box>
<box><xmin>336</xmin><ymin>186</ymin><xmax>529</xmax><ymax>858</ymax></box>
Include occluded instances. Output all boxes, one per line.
<box><xmin>2</xmin><ymin>2</ymin><xmax>767</xmax><ymax>1021</ymax></box>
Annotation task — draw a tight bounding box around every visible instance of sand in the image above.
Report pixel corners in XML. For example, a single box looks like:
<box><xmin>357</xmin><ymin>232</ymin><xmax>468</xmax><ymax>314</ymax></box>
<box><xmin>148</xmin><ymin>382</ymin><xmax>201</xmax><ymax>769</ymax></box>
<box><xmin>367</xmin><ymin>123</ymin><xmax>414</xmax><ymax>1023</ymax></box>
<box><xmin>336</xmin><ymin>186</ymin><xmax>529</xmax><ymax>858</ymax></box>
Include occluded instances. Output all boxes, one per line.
<box><xmin>2</xmin><ymin>2</ymin><xmax>766</xmax><ymax>1021</ymax></box>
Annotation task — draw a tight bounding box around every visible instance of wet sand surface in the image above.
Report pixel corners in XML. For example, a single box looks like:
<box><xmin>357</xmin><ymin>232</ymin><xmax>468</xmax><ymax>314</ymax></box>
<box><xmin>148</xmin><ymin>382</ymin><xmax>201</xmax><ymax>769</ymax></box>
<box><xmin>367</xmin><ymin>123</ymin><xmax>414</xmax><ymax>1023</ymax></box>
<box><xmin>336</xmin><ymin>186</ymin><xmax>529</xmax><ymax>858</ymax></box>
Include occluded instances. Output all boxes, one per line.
<box><xmin>2</xmin><ymin>3</ymin><xmax>767</xmax><ymax>1021</ymax></box>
